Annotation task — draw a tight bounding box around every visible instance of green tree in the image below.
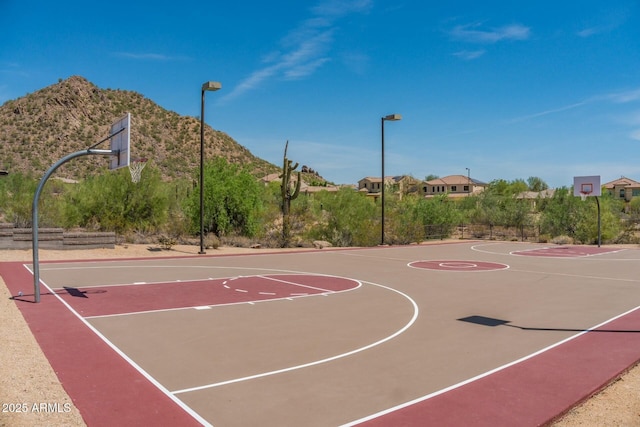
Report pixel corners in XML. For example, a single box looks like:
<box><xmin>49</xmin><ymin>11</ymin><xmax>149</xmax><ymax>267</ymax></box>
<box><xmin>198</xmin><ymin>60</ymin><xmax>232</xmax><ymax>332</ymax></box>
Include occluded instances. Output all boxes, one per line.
<box><xmin>470</xmin><ymin>190</ymin><xmax>504</xmax><ymax>226</ymax></box>
<box><xmin>527</xmin><ymin>176</ymin><xmax>549</xmax><ymax>192</ymax></box>
<box><xmin>539</xmin><ymin>187</ymin><xmax>578</xmax><ymax>237</ymax></box>
<box><xmin>399</xmin><ymin>194</ymin><xmax>462</xmax><ymax>242</ymax></box>
<box><xmin>0</xmin><ymin>172</ymin><xmax>38</xmax><ymax>227</ymax></box>
<box><xmin>385</xmin><ymin>195</ymin><xmax>425</xmax><ymax>244</ymax></box>
<box><xmin>537</xmin><ymin>187</ymin><xmax>621</xmax><ymax>242</ymax></box>
<box><xmin>63</xmin><ymin>163</ymin><xmax>169</xmax><ymax>233</ymax></box>
<box><xmin>510</xmin><ymin>178</ymin><xmax>528</xmax><ymax>195</ymax></box>
<box><xmin>572</xmin><ymin>193</ymin><xmax>622</xmax><ymax>244</ymax></box>
<box><xmin>308</xmin><ymin>188</ymin><xmax>378</xmax><ymax>247</ymax></box>
<box><xmin>185</xmin><ymin>157</ymin><xmax>263</xmax><ymax>237</ymax></box>
<box><xmin>486</xmin><ymin>178</ymin><xmax>529</xmax><ymax>196</ymax></box>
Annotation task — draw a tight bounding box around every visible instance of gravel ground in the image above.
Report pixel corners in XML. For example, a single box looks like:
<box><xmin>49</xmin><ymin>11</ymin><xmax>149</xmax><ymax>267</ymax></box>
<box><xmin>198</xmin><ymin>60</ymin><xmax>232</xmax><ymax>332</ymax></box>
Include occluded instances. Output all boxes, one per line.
<box><xmin>1</xmin><ymin>244</ymin><xmax>639</xmax><ymax>426</ymax></box>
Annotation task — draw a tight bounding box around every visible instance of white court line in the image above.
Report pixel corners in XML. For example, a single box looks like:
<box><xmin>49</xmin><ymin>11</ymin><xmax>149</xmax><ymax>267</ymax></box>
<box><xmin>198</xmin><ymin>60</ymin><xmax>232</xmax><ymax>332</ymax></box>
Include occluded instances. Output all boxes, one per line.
<box><xmin>20</xmin><ymin>264</ymin><xmax>212</xmax><ymax>427</ymax></box>
<box><xmin>171</xmin><ymin>279</ymin><xmax>419</xmax><ymax>395</ymax></box>
<box><xmin>84</xmin><ymin>291</ymin><xmax>347</xmax><ymax>319</ymax></box>
<box><xmin>257</xmin><ymin>274</ymin><xmax>335</xmax><ymax>293</ymax></box>
<box><xmin>407</xmin><ymin>259</ymin><xmax>510</xmax><ymax>272</ymax></box>
<box><xmin>41</xmin><ymin>265</ymin><xmax>354</xmax><ymax>288</ymax></box>
<box><xmin>471</xmin><ymin>242</ymin><xmax>634</xmax><ymax>260</ymax></box>
<box><xmin>50</xmin><ymin>277</ymin><xmax>215</xmax><ymax>291</ymax></box>
<box><xmin>84</xmin><ymin>274</ymin><xmax>362</xmax><ymax>319</ymax></box>
<box><xmin>506</xmin><ymin>268</ymin><xmax>640</xmax><ymax>284</ymax></box>
<box><xmin>340</xmin><ymin>303</ymin><xmax>640</xmax><ymax>426</ymax></box>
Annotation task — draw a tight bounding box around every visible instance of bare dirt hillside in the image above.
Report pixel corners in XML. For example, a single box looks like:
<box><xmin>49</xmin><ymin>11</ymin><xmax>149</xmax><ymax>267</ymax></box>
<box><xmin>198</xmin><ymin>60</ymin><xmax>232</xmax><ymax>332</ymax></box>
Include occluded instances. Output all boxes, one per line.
<box><xmin>0</xmin><ymin>76</ymin><xmax>276</xmax><ymax>181</ymax></box>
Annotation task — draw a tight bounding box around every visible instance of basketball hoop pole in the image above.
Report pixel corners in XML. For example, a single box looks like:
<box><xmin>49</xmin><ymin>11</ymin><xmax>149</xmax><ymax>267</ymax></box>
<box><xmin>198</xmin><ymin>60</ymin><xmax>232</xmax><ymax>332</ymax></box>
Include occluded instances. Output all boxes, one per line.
<box><xmin>596</xmin><ymin>196</ymin><xmax>601</xmax><ymax>247</ymax></box>
<box><xmin>578</xmin><ymin>193</ymin><xmax>601</xmax><ymax>248</ymax></box>
<box><xmin>31</xmin><ymin>148</ymin><xmax>119</xmax><ymax>303</ymax></box>
<box><xmin>574</xmin><ymin>176</ymin><xmax>602</xmax><ymax>248</ymax></box>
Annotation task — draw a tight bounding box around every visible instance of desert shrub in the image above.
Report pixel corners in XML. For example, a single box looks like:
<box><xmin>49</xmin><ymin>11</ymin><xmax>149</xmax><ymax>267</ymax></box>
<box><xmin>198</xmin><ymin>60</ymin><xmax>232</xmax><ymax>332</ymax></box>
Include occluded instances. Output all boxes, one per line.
<box><xmin>0</xmin><ymin>172</ymin><xmax>38</xmax><ymax>227</ymax></box>
<box><xmin>62</xmin><ymin>162</ymin><xmax>169</xmax><ymax>233</ymax></box>
<box><xmin>538</xmin><ymin>234</ymin><xmax>551</xmax><ymax>243</ymax></box>
<box><xmin>551</xmin><ymin>235</ymin><xmax>573</xmax><ymax>245</ymax></box>
<box><xmin>385</xmin><ymin>196</ymin><xmax>426</xmax><ymax>244</ymax></box>
<box><xmin>308</xmin><ymin>188</ymin><xmax>378</xmax><ymax>247</ymax></box>
<box><xmin>204</xmin><ymin>234</ymin><xmax>221</xmax><ymax>249</ymax></box>
<box><xmin>184</xmin><ymin>157</ymin><xmax>264</xmax><ymax>237</ymax></box>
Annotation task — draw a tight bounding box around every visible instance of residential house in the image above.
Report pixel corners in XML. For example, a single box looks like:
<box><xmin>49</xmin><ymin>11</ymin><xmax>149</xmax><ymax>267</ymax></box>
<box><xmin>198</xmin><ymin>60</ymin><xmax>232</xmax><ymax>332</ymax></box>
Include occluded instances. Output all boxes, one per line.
<box><xmin>603</xmin><ymin>176</ymin><xmax>640</xmax><ymax>202</ymax></box>
<box><xmin>358</xmin><ymin>176</ymin><xmax>392</xmax><ymax>193</ymax></box>
<box><xmin>516</xmin><ymin>188</ymin><xmax>556</xmax><ymax>209</ymax></box>
<box><xmin>421</xmin><ymin>175</ymin><xmax>487</xmax><ymax>198</ymax></box>
<box><xmin>260</xmin><ymin>173</ymin><xmax>282</xmax><ymax>186</ymax></box>
<box><xmin>358</xmin><ymin>175</ymin><xmax>419</xmax><ymax>200</ymax></box>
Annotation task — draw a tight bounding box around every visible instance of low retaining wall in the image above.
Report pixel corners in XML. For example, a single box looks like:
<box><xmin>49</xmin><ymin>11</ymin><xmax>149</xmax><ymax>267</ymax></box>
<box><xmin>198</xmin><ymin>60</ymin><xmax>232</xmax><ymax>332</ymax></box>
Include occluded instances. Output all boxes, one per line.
<box><xmin>0</xmin><ymin>224</ymin><xmax>115</xmax><ymax>250</ymax></box>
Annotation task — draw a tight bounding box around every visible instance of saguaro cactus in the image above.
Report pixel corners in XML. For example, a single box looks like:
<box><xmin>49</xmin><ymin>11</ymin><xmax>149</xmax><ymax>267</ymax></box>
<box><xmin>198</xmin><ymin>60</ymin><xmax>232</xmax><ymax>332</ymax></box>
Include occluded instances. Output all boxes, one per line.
<box><xmin>280</xmin><ymin>140</ymin><xmax>301</xmax><ymax>247</ymax></box>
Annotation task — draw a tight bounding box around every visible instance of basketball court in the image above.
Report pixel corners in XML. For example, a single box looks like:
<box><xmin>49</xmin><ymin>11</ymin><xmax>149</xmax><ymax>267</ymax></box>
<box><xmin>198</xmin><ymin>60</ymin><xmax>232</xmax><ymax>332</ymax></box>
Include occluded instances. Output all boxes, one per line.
<box><xmin>11</xmin><ymin>128</ymin><xmax>640</xmax><ymax>425</ymax></box>
<box><xmin>3</xmin><ymin>241</ymin><xmax>640</xmax><ymax>426</ymax></box>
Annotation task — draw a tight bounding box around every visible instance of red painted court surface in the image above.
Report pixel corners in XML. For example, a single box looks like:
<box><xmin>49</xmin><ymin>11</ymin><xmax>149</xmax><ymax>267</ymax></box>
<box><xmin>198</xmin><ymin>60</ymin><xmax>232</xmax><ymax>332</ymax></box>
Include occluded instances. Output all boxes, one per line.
<box><xmin>511</xmin><ymin>245</ymin><xmax>623</xmax><ymax>258</ymax></box>
<box><xmin>55</xmin><ymin>274</ymin><xmax>360</xmax><ymax>317</ymax></box>
<box><xmin>3</xmin><ymin>241</ymin><xmax>640</xmax><ymax>426</ymax></box>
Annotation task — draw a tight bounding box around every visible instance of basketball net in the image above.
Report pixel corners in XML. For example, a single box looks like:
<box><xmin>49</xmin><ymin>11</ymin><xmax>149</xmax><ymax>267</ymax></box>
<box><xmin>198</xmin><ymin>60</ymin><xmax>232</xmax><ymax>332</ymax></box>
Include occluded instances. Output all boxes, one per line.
<box><xmin>129</xmin><ymin>158</ymin><xmax>147</xmax><ymax>183</ymax></box>
<box><xmin>579</xmin><ymin>192</ymin><xmax>589</xmax><ymax>202</ymax></box>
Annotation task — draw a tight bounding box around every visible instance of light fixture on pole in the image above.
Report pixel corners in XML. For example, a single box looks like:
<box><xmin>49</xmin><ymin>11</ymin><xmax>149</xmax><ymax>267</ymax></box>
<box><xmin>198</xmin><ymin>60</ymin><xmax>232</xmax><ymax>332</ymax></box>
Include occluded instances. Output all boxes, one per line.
<box><xmin>199</xmin><ymin>81</ymin><xmax>222</xmax><ymax>254</ymax></box>
<box><xmin>381</xmin><ymin>113</ymin><xmax>402</xmax><ymax>245</ymax></box>
<box><xmin>465</xmin><ymin>167</ymin><xmax>470</xmax><ymax>196</ymax></box>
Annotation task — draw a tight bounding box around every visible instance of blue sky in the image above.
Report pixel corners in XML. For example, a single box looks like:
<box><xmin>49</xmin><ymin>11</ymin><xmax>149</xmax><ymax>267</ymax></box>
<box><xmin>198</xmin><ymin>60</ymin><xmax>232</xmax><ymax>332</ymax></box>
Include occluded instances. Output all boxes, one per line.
<box><xmin>1</xmin><ymin>0</ymin><xmax>639</xmax><ymax>188</ymax></box>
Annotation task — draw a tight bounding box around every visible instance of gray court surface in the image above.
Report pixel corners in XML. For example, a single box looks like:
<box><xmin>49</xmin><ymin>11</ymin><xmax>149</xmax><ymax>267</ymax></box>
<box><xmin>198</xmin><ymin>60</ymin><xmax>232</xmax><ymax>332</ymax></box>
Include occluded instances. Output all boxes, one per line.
<box><xmin>35</xmin><ymin>242</ymin><xmax>640</xmax><ymax>426</ymax></box>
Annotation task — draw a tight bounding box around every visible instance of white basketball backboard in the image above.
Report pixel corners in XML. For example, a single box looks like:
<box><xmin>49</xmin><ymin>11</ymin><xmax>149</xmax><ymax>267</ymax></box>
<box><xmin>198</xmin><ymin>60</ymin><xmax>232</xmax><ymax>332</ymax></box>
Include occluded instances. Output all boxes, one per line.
<box><xmin>573</xmin><ymin>175</ymin><xmax>601</xmax><ymax>197</ymax></box>
<box><xmin>109</xmin><ymin>113</ymin><xmax>131</xmax><ymax>170</ymax></box>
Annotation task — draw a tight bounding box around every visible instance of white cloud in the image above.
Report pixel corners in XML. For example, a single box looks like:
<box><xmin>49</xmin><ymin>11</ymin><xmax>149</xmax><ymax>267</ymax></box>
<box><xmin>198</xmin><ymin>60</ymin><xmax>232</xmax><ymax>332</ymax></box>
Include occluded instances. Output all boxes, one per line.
<box><xmin>576</xmin><ymin>27</ymin><xmax>599</xmax><ymax>38</ymax></box>
<box><xmin>220</xmin><ymin>0</ymin><xmax>370</xmax><ymax>103</ymax></box>
<box><xmin>452</xmin><ymin>50</ymin><xmax>486</xmax><ymax>60</ymax></box>
<box><xmin>285</xmin><ymin>57</ymin><xmax>331</xmax><ymax>80</ymax></box>
<box><xmin>508</xmin><ymin>101</ymin><xmax>589</xmax><ymax>123</ymax></box>
<box><xmin>228</xmin><ymin>67</ymin><xmax>279</xmax><ymax>96</ymax></box>
<box><xmin>606</xmin><ymin>88</ymin><xmax>640</xmax><ymax>104</ymax></box>
<box><xmin>311</xmin><ymin>0</ymin><xmax>372</xmax><ymax>18</ymax></box>
<box><xmin>576</xmin><ymin>7</ymin><xmax>631</xmax><ymax>38</ymax></box>
<box><xmin>507</xmin><ymin>88</ymin><xmax>640</xmax><ymax>124</ymax></box>
<box><xmin>450</xmin><ymin>23</ymin><xmax>531</xmax><ymax>44</ymax></box>
<box><xmin>113</xmin><ymin>52</ymin><xmax>189</xmax><ymax>61</ymax></box>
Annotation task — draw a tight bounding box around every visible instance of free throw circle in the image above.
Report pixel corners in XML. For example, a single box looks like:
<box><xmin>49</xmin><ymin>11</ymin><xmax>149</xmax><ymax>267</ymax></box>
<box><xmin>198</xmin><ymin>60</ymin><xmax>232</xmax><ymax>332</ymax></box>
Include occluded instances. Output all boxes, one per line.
<box><xmin>409</xmin><ymin>260</ymin><xmax>509</xmax><ymax>272</ymax></box>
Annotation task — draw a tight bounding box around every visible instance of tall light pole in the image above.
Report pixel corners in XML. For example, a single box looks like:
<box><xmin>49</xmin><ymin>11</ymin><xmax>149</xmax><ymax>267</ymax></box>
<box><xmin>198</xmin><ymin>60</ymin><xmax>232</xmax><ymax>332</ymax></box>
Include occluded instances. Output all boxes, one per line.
<box><xmin>381</xmin><ymin>113</ymin><xmax>402</xmax><ymax>245</ymax></box>
<box><xmin>465</xmin><ymin>167</ymin><xmax>470</xmax><ymax>196</ymax></box>
<box><xmin>199</xmin><ymin>81</ymin><xmax>222</xmax><ymax>254</ymax></box>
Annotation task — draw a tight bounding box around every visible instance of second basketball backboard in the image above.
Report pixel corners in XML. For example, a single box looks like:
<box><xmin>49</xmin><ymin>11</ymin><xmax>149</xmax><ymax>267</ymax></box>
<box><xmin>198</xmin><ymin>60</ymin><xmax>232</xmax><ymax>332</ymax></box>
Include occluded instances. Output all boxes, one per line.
<box><xmin>573</xmin><ymin>175</ymin><xmax>601</xmax><ymax>197</ymax></box>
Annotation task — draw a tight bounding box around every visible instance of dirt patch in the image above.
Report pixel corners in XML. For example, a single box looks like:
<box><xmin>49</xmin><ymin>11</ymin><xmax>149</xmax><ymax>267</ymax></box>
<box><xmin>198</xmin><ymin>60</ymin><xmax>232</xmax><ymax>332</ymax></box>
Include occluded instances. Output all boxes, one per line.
<box><xmin>1</xmin><ymin>243</ymin><xmax>639</xmax><ymax>426</ymax></box>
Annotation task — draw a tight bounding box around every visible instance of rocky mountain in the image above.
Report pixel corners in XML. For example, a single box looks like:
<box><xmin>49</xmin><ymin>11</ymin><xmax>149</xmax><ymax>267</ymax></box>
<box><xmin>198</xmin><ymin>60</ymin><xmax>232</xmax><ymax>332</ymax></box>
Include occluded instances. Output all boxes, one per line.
<box><xmin>0</xmin><ymin>76</ymin><xmax>279</xmax><ymax>181</ymax></box>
